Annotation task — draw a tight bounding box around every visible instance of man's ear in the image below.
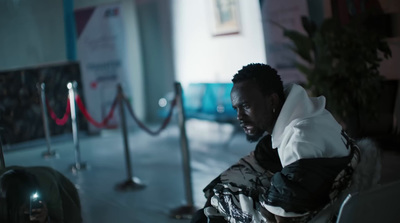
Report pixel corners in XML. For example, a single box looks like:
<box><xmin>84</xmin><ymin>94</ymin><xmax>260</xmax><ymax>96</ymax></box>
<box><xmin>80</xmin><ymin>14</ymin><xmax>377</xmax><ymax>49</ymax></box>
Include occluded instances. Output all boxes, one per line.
<box><xmin>268</xmin><ymin>93</ymin><xmax>280</xmax><ymax>109</ymax></box>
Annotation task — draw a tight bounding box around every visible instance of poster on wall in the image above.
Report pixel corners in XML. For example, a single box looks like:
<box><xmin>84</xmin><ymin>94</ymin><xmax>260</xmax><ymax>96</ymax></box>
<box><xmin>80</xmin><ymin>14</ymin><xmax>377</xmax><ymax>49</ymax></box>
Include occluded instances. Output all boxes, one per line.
<box><xmin>261</xmin><ymin>0</ymin><xmax>309</xmax><ymax>84</ymax></box>
<box><xmin>75</xmin><ymin>3</ymin><xmax>130</xmax><ymax>133</ymax></box>
<box><xmin>209</xmin><ymin>0</ymin><xmax>241</xmax><ymax>36</ymax></box>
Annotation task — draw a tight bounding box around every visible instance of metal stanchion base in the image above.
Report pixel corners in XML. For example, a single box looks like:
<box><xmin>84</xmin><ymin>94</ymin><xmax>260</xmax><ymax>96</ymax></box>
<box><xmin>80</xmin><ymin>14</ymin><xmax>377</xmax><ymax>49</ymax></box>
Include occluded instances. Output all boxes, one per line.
<box><xmin>42</xmin><ymin>150</ymin><xmax>58</xmax><ymax>159</ymax></box>
<box><xmin>70</xmin><ymin>162</ymin><xmax>88</xmax><ymax>173</ymax></box>
<box><xmin>169</xmin><ymin>205</ymin><xmax>197</xmax><ymax>219</ymax></box>
<box><xmin>115</xmin><ymin>177</ymin><xmax>145</xmax><ymax>191</ymax></box>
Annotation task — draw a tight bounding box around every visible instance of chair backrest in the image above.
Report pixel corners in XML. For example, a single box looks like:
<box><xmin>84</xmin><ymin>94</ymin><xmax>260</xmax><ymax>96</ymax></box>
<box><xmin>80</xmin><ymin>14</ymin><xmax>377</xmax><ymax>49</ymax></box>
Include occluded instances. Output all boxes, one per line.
<box><xmin>336</xmin><ymin>180</ymin><xmax>400</xmax><ymax>223</ymax></box>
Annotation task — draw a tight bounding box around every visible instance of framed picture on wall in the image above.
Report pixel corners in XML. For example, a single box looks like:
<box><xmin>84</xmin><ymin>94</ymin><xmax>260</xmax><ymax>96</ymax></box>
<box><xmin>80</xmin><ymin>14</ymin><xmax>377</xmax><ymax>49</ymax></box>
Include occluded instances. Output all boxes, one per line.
<box><xmin>209</xmin><ymin>0</ymin><xmax>241</xmax><ymax>36</ymax></box>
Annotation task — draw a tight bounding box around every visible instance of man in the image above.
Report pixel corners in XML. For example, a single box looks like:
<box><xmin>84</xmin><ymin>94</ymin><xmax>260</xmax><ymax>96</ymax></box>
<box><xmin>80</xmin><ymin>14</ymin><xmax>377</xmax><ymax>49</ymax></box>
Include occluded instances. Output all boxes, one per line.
<box><xmin>192</xmin><ymin>63</ymin><xmax>363</xmax><ymax>223</ymax></box>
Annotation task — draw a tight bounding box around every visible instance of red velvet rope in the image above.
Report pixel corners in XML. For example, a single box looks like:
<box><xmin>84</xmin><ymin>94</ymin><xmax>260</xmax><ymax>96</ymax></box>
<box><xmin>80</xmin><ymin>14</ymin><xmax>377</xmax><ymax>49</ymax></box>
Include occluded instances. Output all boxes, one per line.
<box><xmin>123</xmin><ymin>95</ymin><xmax>177</xmax><ymax>136</ymax></box>
<box><xmin>45</xmin><ymin>87</ymin><xmax>176</xmax><ymax>134</ymax></box>
<box><xmin>75</xmin><ymin>94</ymin><xmax>118</xmax><ymax>129</ymax></box>
<box><xmin>46</xmin><ymin>98</ymin><xmax>71</xmax><ymax>126</ymax></box>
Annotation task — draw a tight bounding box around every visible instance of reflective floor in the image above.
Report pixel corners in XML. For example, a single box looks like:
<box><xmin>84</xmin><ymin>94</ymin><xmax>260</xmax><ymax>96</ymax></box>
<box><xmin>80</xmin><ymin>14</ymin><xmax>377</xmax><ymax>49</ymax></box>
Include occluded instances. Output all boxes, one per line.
<box><xmin>3</xmin><ymin>120</ymin><xmax>400</xmax><ymax>223</ymax></box>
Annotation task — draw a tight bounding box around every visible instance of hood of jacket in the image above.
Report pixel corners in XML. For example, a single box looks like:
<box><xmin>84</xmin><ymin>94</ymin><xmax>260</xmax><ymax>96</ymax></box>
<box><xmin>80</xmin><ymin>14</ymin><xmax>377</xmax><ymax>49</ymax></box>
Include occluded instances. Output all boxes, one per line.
<box><xmin>271</xmin><ymin>84</ymin><xmax>326</xmax><ymax>149</ymax></box>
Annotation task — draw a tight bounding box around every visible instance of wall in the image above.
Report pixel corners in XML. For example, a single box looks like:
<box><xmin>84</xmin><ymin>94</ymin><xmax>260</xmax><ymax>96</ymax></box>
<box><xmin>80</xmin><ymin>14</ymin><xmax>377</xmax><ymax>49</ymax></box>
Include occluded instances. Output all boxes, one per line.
<box><xmin>308</xmin><ymin>0</ymin><xmax>400</xmax><ymax>136</ymax></box>
<box><xmin>378</xmin><ymin>0</ymin><xmax>400</xmax><ymax>81</ymax></box>
<box><xmin>136</xmin><ymin>0</ymin><xmax>176</xmax><ymax>122</ymax></box>
<box><xmin>0</xmin><ymin>0</ymin><xmax>147</xmax><ymax>126</ymax></box>
<box><xmin>0</xmin><ymin>62</ymin><xmax>88</xmax><ymax>145</ymax></box>
<box><xmin>0</xmin><ymin>0</ymin><xmax>267</xmax><ymax>127</ymax></box>
<box><xmin>0</xmin><ymin>0</ymin><xmax>66</xmax><ymax>70</ymax></box>
<box><xmin>74</xmin><ymin>0</ymin><xmax>146</xmax><ymax>121</ymax></box>
<box><xmin>172</xmin><ymin>0</ymin><xmax>267</xmax><ymax>86</ymax></box>
<box><xmin>378</xmin><ymin>0</ymin><xmax>400</xmax><ymax>134</ymax></box>
<box><xmin>75</xmin><ymin>0</ymin><xmax>175</xmax><ymax>123</ymax></box>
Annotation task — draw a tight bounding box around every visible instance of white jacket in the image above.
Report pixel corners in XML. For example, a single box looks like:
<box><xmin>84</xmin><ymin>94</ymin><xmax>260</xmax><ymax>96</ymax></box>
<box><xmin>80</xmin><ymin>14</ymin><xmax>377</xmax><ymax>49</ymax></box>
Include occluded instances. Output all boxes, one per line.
<box><xmin>271</xmin><ymin>84</ymin><xmax>351</xmax><ymax>167</ymax></box>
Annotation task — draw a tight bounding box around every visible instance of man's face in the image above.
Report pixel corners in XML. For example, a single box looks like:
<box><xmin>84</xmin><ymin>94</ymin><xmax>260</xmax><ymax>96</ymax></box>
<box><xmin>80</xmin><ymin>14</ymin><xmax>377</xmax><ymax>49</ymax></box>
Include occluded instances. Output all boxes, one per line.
<box><xmin>231</xmin><ymin>80</ymin><xmax>274</xmax><ymax>142</ymax></box>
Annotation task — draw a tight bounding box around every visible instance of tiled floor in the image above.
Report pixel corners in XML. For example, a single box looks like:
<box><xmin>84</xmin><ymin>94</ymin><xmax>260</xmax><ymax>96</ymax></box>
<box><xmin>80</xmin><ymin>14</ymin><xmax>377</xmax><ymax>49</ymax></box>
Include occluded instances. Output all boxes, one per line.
<box><xmin>2</xmin><ymin>120</ymin><xmax>400</xmax><ymax>223</ymax></box>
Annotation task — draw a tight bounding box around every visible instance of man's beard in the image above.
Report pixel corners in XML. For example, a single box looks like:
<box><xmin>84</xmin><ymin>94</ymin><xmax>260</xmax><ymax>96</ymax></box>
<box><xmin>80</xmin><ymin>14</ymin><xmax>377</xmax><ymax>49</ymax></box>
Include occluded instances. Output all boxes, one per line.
<box><xmin>245</xmin><ymin>129</ymin><xmax>265</xmax><ymax>142</ymax></box>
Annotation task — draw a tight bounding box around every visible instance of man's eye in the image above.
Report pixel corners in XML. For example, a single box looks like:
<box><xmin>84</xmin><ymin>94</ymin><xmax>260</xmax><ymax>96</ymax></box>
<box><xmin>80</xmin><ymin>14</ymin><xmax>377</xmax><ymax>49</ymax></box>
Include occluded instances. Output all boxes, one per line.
<box><xmin>243</xmin><ymin>104</ymin><xmax>250</xmax><ymax>109</ymax></box>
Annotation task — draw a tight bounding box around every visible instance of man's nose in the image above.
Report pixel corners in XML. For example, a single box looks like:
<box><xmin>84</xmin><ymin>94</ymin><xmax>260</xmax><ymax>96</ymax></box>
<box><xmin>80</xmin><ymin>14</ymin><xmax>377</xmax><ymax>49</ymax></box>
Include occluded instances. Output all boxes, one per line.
<box><xmin>236</xmin><ymin>108</ymin><xmax>243</xmax><ymax>120</ymax></box>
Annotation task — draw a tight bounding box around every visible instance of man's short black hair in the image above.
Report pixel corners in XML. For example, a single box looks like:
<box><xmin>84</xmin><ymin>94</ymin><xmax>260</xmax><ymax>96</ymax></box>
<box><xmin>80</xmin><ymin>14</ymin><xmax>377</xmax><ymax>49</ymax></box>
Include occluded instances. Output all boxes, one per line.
<box><xmin>232</xmin><ymin>63</ymin><xmax>285</xmax><ymax>101</ymax></box>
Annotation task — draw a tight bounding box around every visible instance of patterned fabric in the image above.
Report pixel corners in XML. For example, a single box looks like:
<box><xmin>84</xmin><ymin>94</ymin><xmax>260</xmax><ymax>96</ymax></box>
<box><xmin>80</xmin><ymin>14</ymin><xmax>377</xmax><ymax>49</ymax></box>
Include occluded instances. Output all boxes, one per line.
<box><xmin>207</xmin><ymin>153</ymin><xmax>271</xmax><ymax>223</ymax></box>
<box><xmin>329</xmin><ymin>131</ymin><xmax>360</xmax><ymax>202</ymax></box>
<box><xmin>205</xmin><ymin>144</ymin><xmax>359</xmax><ymax>223</ymax></box>
<box><xmin>210</xmin><ymin>184</ymin><xmax>267</xmax><ymax>223</ymax></box>
<box><xmin>220</xmin><ymin>153</ymin><xmax>273</xmax><ymax>188</ymax></box>
<box><xmin>203</xmin><ymin>131</ymin><xmax>363</xmax><ymax>223</ymax></box>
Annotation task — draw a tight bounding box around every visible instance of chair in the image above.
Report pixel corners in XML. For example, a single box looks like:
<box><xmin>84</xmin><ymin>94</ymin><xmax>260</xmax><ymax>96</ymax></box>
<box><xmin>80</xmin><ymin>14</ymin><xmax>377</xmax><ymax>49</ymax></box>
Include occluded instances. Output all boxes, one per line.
<box><xmin>336</xmin><ymin>180</ymin><xmax>400</xmax><ymax>223</ymax></box>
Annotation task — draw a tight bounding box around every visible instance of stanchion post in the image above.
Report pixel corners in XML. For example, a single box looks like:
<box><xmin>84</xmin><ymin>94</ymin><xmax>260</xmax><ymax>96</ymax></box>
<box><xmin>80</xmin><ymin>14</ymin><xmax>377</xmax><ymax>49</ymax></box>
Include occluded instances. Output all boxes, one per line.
<box><xmin>68</xmin><ymin>81</ymin><xmax>87</xmax><ymax>172</ymax></box>
<box><xmin>170</xmin><ymin>82</ymin><xmax>196</xmax><ymax>219</ymax></box>
<box><xmin>115</xmin><ymin>84</ymin><xmax>145</xmax><ymax>191</ymax></box>
<box><xmin>37</xmin><ymin>83</ymin><xmax>57</xmax><ymax>158</ymax></box>
<box><xmin>0</xmin><ymin>127</ymin><xmax>5</xmax><ymax>169</ymax></box>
